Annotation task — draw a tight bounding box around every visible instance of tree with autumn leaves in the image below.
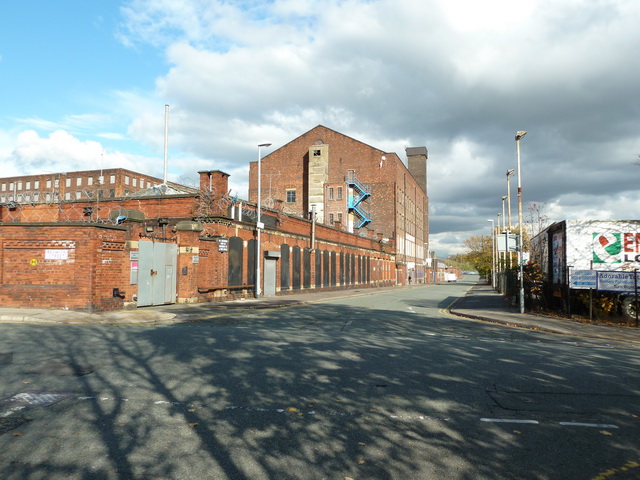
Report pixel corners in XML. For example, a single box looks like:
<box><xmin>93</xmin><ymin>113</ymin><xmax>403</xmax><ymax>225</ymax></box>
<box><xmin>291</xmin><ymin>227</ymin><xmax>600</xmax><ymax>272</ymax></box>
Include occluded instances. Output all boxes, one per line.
<box><xmin>459</xmin><ymin>235</ymin><xmax>493</xmax><ymax>278</ymax></box>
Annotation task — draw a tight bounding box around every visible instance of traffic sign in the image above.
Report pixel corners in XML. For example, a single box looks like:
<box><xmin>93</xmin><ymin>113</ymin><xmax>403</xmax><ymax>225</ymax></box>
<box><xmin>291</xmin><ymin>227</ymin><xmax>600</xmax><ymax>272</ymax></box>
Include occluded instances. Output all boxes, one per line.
<box><xmin>570</xmin><ymin>270</ymin><xmax>597</xmax><ymax>289</ymax></box>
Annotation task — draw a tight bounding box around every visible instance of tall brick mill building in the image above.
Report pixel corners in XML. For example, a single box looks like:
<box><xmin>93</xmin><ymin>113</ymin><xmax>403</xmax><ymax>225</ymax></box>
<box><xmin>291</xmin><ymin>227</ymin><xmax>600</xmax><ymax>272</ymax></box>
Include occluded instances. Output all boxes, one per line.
<box><xmin>249</xmin><ymin>125</ymin><xmax>430</xmax><ymax>282</ymax></box>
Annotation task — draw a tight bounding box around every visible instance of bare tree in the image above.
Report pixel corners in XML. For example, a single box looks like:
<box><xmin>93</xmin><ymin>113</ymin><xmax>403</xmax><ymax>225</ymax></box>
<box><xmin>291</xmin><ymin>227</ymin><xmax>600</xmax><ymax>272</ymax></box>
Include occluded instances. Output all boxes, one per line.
<box><xmin>526</xmin><ymin>201</ymin><xmax>549</xmax><ymax>239</ymax></box>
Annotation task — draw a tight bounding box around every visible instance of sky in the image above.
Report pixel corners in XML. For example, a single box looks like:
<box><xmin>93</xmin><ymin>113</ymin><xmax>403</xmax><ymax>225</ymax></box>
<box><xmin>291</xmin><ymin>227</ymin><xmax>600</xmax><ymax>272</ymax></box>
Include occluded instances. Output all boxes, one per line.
<box><xmin>1</xmin><ymin>0</ymin><xmax>640</xmax><ymax>258</ymax></box>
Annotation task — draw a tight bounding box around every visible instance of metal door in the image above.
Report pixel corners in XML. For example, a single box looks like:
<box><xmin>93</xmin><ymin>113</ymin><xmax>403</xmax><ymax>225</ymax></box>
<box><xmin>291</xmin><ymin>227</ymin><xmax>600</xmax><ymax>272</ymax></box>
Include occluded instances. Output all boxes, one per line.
<box><xmin>264</xmin><ymin>257</ymin><xmax>277</xmax><ymax>297</ymax></box>
<box><xmin>137</xmin><ymin>241</ymin><xmax>177</xmax><ymax>307</ymax></box>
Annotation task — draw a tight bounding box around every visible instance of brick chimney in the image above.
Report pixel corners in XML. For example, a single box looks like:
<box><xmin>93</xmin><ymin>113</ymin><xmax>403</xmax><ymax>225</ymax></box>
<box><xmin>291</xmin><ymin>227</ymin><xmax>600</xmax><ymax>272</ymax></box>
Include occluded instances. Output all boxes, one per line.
<box><xmin>198</xmin><ymin>170</ymin><xmax>230</xmax><ymax>196</ymax></box>
<box><xmin>405</xmin><ymin>147</ymin><xmax>428</xmax><ymax>195</ymax></box>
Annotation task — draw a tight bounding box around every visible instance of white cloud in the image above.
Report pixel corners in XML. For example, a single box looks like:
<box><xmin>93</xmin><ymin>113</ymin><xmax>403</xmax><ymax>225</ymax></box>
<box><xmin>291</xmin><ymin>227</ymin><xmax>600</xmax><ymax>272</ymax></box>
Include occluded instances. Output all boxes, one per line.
<box><xmin>3</xmin><ymin>0</ymin><xmax>640</xmax><ymax>259</ymax></box>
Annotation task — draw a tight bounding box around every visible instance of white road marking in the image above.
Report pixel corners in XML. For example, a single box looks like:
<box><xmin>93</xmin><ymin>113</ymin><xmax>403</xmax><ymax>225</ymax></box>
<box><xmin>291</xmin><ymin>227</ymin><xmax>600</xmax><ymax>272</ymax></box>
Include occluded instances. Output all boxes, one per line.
<box><xmin>558</xmin><ymin>422</ymin><xmax>619</xmax><ymax>429</ymax></box>
<box><xmin>480</xmin><ymin>418</ymin><xmax>539</xmax><ymax>424</ymax></box>
<box><xmin>70</xmin><ymin>398</ymin><xmax>624</xmax><ymax>429</ymax></box>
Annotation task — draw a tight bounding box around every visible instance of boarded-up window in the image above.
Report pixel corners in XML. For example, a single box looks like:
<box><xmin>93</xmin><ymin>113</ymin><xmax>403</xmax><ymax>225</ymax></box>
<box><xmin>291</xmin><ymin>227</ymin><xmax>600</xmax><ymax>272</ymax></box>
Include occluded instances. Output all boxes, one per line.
<box><xmin>303</xmin><ymin>248</ymin><xmax>311</xmax><ymax>289</ymax></box>
<box><xmin>228</xmin><ymin>237</ymin><xmax>243</xmax><ymax>286</ymax></box>
<box><xmin>292</xmin><ymin>246</ymin><xmax>301</xmax><ymax>290</ymax></box>
<box><xmin>280</xmin><ymin>244</ymin><xmax>290</xmax><ymax>290</ymax></box>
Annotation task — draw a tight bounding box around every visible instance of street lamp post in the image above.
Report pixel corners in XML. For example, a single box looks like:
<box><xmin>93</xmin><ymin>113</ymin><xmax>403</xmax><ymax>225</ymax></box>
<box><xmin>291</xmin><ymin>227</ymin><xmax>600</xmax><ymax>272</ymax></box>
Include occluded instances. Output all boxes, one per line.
<box><xmin>487</xmin><ymin>219</ymin><xmax>495</xmax><ymax>289</ymax></box>
<box><xmin>497</xmin><ymin>212</ymin><xmax>502</xmax><ymax>276</ymax></box>
<box><xmin>515</xmin><ymin>131</ymin><xmax>527</xmax><ymax>313</ymax></box>
<box><xmin>256</xmin><ymin>142</ymin><xmax>272</xmax><ymax>299</ymax></box>
<box><xmin>502</xmin><ymin>195</ymin><xmax>509</xmax><ymax>270</ymax></box>
<box><xmin>506</xmin><ymin>169</ymin><xmax>515</xmax><ymax>270</ymax></box>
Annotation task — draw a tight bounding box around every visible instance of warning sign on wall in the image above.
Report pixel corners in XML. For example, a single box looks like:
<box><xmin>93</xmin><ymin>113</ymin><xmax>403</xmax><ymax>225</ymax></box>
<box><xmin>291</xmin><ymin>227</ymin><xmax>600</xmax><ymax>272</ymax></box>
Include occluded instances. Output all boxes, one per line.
<box><xmin>45</xmin><ymin>249</ymin><xmax>69</xmax><ymax>260</ymax></box>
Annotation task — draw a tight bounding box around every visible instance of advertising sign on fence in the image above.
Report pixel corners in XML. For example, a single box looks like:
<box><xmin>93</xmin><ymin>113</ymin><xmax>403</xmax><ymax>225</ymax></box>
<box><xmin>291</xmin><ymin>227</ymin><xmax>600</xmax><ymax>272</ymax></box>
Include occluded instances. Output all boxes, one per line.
<box><xmin>596</xmin><ymin>271</ymin><xmax>637</xmax><ymax>293</ymax></box>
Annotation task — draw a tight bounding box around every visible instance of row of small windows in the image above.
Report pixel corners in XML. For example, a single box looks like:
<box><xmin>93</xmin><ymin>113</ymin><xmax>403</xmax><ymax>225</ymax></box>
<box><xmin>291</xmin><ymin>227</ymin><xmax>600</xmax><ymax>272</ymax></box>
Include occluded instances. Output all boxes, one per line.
<box><xmin>1</xmin><ymin>189</ymin><xmax>118</xmax><ymax>203</ymax></box>
<box><xmin>1</xmin><ymin>175</ymin><xmax>153</xmax><ymax>192</ymax></box>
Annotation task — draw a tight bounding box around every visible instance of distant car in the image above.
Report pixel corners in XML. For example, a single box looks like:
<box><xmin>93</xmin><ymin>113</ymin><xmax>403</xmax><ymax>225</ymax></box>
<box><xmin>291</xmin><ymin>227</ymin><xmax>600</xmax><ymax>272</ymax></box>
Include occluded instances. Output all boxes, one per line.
<box><xmin>444</xmin><ymin>273</ymin><xmax>457</xmax><ymax>282</ymax></box>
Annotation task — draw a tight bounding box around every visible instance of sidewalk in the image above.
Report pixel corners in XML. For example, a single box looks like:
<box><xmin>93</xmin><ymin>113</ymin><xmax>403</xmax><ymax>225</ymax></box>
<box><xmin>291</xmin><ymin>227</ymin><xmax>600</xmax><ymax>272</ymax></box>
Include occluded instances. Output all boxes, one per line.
<box><xmin>449</xmin><ymin>283</ymin><xmax>640</xmax><ymax>347</ymax></box>
<box><xmin>1</xmin><ymin>283</ymin><xmax>639</xmax><ymax>346</ymax></box>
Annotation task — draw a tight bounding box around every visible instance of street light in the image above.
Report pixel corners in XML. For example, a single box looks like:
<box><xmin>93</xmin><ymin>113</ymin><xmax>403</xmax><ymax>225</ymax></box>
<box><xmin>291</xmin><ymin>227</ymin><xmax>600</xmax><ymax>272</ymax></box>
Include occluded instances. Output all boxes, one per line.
<box><xmin>506</xmin><ymin>169</ymin><xmax>514</xmax><ymax>230</ymax></box>
<box><xmin>487</xmin><ymin>219</ymin><xmax>495</xmax><ymax>289</ymax></box>
<box><xmin>515</xmin><ymin>130</ymin><xmax>527</xmax><ymax>313</ymax></box>
<box><xmin>502</xmin><ymin>195</ymin><xmax>509</xmax><ymax>270</ymax></box>
<box><xmin>256</xmin><ymin>142</ymin><xmax>272</xmax><ymax>299</ymax></box>
<box><xmin>506</xmin><ymin>169</ymin><xmax>515</xmax><ymax>269</ymax></box>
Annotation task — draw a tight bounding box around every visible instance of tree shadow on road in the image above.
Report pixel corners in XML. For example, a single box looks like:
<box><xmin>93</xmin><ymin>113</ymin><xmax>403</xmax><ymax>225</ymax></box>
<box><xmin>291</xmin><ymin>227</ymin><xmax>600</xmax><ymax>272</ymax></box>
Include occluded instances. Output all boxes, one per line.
<box><xmin>1</xmin><ymin>302</ymin><xmax>639</xmax><ymax>479</ymax></box>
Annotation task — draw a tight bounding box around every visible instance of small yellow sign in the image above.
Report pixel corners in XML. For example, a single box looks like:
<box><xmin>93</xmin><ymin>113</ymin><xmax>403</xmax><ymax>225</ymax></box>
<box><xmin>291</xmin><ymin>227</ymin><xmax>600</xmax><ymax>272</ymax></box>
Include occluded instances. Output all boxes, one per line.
<box><xmin>30</xmin><ymin>259</ymin><xmax>38</xmax><ymax>266</ymax></box>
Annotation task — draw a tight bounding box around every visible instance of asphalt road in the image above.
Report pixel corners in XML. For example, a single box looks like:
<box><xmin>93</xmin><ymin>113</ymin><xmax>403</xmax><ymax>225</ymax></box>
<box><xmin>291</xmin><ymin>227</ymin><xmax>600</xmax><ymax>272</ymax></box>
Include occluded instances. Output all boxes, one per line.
<box><xmin>0</xmin><ymin>278</ymin><xmax>639</xmax><ymax>480</ymax></box>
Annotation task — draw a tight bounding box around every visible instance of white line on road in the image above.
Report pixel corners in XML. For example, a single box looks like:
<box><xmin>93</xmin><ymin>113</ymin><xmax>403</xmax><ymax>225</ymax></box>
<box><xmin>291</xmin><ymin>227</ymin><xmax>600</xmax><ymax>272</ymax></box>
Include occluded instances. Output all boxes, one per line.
<box><xmin>558</xmin><ymin>422</ymin><xmax>619</xmax><ymax>429</ymax></box>
<box><xmin>480</xmin><ymin>418</ymin><xmax>539</xmax><ymax>424</ymax></box>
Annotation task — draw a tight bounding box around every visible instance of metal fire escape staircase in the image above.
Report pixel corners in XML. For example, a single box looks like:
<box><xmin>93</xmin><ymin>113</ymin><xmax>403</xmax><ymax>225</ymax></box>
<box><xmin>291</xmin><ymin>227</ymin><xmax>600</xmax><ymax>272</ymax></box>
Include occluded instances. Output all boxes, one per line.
<box><xmin>345</xmin><ymin>172</ymin><xmax>372</xmax><ymax>229</ymax></box>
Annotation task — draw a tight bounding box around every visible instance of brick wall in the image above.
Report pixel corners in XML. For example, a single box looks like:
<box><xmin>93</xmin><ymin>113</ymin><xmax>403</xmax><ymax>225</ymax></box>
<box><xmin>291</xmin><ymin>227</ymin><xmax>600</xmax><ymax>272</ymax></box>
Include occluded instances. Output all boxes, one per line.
<box><xmin>0</xmin><ymin>169</ymin><xmax>398</xmax><ymax>311</ymax></box>
<box><xmin>0</xmin><ymin>225</ymin><xmax>129</xmax><ymax>311</ymax></box>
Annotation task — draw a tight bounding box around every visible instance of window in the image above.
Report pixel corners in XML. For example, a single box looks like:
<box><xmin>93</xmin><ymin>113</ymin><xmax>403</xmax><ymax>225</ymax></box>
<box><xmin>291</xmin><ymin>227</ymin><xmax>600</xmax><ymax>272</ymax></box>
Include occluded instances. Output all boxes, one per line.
<box><xmin>54</xmin><ymin>179</ymin><xmax>59</xmax><ymax>187</ymax></box>
<box><xmin>76</xmin><ymin>191</ymin><xmax>82</xmax><ymax>199</ymax></box>
<box><xmin>65</xmin><ymin>178</ymin><xmax>71</xmax><ymax>187</ymax></box>
<box><xmin>17</xmin><ymin>194</ymin><xmax>23</xmax><ymax>202</ymax></box>
<box><xmin>88</xmin><ymin>177</ymin><xmax>93</xmax><ymax>186</ymax></box>
<box><xmin>0</xmin><ymin>195</ymin><xmax>4</xmax><ymax>202</ymax></box>
<box><xmin>109</xmin><ymin>189</ymin><xmax>115</xmax><ymax>197</ymax></box>
<box><xmin>24</xmin><ymin>194</ymin><xmax>30</xmax><ymax>201</ymax></box>
<box><xmin>17</xmin><ymin>181</ymin><xmax>22</xmax><ymax>191</ymax></box>
<box><xmin>329</xmin><ymin>213</ymin><xmax>334</xmax><ymax>224</ymax></box>
<box><xmin>286</xmin><ymin>189</ymin><xmax>296</xmax><ymax>203</ymax></box>
<box><xmin>9</xmin><ymin>182</ymin><xmax>14</xmax><ymax>191</ymax></box>
<box><xmin>110</xmin><ymin>175</ymin><xmax>116</xmax><ymax>184</ymax></box>
<box><xmin>46</xmin><ymin>179</ymin><xmax>52</xmax><ymax>189</ymax></box>
<box><xmin>133</xmin><ymin>178</ymin><xmax>137</xmax><ymax>187</ymax></box>
<box><xmin>45</xmin><ymin>192</ymin><xmax>51</xmax><ymax>202</ymax></box>
<box><xmin>313</xmin><ymin>149</ymin><xmax>321</xmax><ymax>157</ymax></box>
<box><xmin>64</xmin><ymin>192</ymin><xmax>71</xmax><ymax>200</ymax></box>
<box><xmin>34</xmin><ymin>180</ymin><xmax>40</xmax><ymax>189</ymax></box>
<box><xmin>124</xmin><ymin>175</ymin><xmax>130</xmax><ymax>185</ymax></box>
<box><xmin>337</xmin><ymin>187</ymin><xmax>343</xmax><ymax>200</ymax></box>
<box><xmin>337</xmin><ymin>213</ymin><xmax>343</xmax><ymax>223</ymax></box>
<box><xmin>33</xmin><ymin>193</ymin><xmax>39</xmax><ymax>201</ymax></box>
<box><xmin>1</xmin><ymin>183</ymin><xmax>5</xmax><ymax>192</ymax></box>
<box><xmin>76</xmin><ymin>177</ymin><xmax>82</xmax><ymax>186</ymax></box>
<box><xmin>328</xmin><ymin>187</ymin><xmax>334</xmax><ymax>200</ymax></box>
<box><xmin>26</xmin><ymin>181</ymin><xmax>31</xmax><ymax>190</ymax></box>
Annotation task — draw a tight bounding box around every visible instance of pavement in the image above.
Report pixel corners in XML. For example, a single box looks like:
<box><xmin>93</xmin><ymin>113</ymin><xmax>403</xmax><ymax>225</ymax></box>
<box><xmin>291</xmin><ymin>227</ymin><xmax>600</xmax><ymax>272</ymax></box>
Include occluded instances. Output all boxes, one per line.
<box><xmin>1</xmin><ymin>281</ymin><xmax>639</xmax><ymax>347</ymax></box>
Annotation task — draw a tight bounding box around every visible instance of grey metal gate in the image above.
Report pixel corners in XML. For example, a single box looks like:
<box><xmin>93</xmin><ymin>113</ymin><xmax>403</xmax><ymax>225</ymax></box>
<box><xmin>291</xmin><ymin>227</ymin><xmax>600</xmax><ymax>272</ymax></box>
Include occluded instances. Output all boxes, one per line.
<box><xmin>264</xmin><ymin>257</ymin><xmax>277</xmax><ymax>297</ymax></box>
<box><xmin>137</xmin><ymin>241</ymin><xmax>177</xmax><ymax>307</ymax></box>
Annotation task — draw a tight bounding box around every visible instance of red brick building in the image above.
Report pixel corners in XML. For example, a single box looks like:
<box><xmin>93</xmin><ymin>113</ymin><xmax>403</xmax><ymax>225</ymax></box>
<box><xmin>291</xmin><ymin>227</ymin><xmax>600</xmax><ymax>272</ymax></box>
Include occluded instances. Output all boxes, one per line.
<box><xmin>248</xmin><ymin>125</ymin><xmax>430</xmax><ymax>282</ymax></box>
<box><xmin>0</xmin><ymin>168</ymin><xmax>190</xmax><ymax>204</ymax></box>
<box><xmin>0</xmin><ymin>170</ymin><xmax>397</xmax><ymax>312</ymax></box>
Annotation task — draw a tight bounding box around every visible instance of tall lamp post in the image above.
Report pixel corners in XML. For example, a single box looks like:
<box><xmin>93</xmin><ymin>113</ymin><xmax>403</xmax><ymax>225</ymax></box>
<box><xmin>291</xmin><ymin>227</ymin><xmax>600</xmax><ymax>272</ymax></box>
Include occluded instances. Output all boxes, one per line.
<box><xmin>256</xmin><ymin>142</ymin><xmax>272</xmax><ymax>299</ymax></box>
<box><xmin>515</xmin><ymin>131</ymin><xmax>527</xmax><ymax>313</ymax></box>
<box><xmin>506</xmin><ymin>169</ymin><xmax>515</xmax><ymax>268</ymax></box>
<box><xmin>501</xmin><ymin>195</ymin><xmax>508</xmax><ymax>270</ymax></box>
<box><xmin>487</xmin><ymin>219</ymin><xmax>495</xmax><ymax>289</ymax></box>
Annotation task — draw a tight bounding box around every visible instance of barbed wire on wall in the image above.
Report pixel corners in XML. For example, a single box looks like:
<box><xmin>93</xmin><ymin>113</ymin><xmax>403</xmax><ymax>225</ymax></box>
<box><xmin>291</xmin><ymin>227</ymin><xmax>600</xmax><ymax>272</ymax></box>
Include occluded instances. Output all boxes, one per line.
<box><xmin>2</xmin><ymin>201</ymin><xmax>131</xmax><ymax>225</ymax></box>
